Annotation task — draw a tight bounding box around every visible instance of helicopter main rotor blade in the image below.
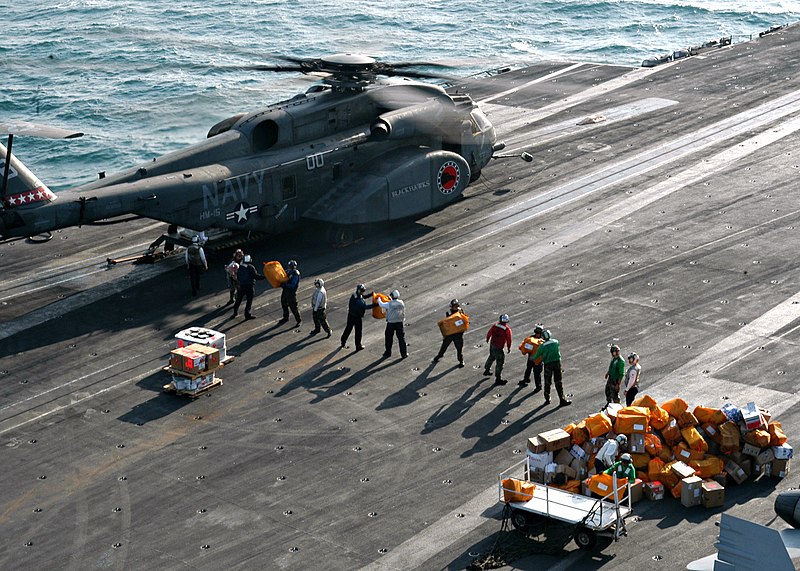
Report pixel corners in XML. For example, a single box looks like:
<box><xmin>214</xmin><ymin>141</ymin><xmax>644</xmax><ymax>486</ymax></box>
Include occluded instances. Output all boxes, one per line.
<box><xmin>0</xmin><ymin>121</ymin><xmax>84</xmax><ymax>139</ymax></box>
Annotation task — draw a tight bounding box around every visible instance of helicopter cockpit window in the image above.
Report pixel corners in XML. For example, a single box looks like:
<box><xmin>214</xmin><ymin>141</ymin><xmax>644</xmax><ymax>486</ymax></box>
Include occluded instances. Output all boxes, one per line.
<box><xmin>252</xmin><ymin>120</ymin><xmax>279</xmax><ymax>152</ymax></box>
<box><xmin>282</xmin><ymin>176</ymin><xmax>297</xmax><ymax>201</ymax></box>
<box><xmin>470</xmin><ymin>109</ymin><xmax>492</xmax><ymax>133</ymax></box>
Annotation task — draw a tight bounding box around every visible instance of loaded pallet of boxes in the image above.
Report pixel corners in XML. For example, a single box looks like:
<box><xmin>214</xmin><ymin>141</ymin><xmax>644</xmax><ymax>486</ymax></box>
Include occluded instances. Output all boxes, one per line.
<box><xmin>522</xmin><ymin>395</ymin><xmax>791</xmax><ymax>510</ymax></box>
<box><xmin>165</xmin><ymin>327</ymin><xmax>230</xmax><ymax>395</ymax></box>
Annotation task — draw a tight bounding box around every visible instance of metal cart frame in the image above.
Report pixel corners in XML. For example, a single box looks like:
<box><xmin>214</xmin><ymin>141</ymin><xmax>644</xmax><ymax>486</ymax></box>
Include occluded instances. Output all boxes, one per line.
<box><xmin>498</xmin><ymin>457</ymin><xmax>633</xmax><ymax>550</ymax></box>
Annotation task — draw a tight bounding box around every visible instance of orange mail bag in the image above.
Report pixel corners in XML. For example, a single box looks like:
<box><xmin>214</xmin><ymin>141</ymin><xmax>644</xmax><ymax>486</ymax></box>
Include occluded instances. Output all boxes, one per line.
<box><xmin>769</xmin><ymin>421</ymin><xmax>788</xmax><ymax>446</ymax></box>
<box><xmin>438</xmin><ymin>311</ymin><xmax>469</xmax><ymax>337</ymax></box>
<box><xmin>372</xmin><ymin>293</ymin><xmax>391</xmax><ymax>319</ymax></box>
<box><xmin>693</xmin><ymin>406</ymin><xmax>726</xmax><ymax>425</ymax></box>
<box><xmin>587</xmin><ymin>473</ymin><xmax>628</xmax><ymax>501</ymax></box>
<box><xmin>649</xmin><ymin>406</ymin><xmax>670</xmax><ymax>430</ymax></box>
<box><xmin>662</xmin><ymin>398</ymin><xmax>689</xmax><ymax>418</ymax></box>
<box><xmin>501</xmin><ymin>478</ymin><xmax>535</xmax><ymax>503</ymax></box>
<box><xmin>585</xmin><ymin>412</ymin><xmax>612</xmax><ymax>438</ymax></box>
<box><xmin>632</xmin><ymin>394</ymin><xmax>658</xmax><ymax>409</ymax></box>
<box><xmin>681</xmin><ymin>426</ymin><xmax>708</xmax><ymax>452</ymax></box>
<box><xmin>690</xmin><ymin>456</ymin><xmax>725</xmax><ymax>478</ymax></box>
<box><xmin>615</xmin><ymin>407</ymin><xmax>650</xmax><ymax>434</ymax></box>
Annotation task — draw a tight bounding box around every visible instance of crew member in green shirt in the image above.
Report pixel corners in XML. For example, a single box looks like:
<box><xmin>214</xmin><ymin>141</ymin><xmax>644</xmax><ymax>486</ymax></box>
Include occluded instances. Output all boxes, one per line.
<box><xmin>604</xmin><ymin>453</ymin><xmax>636</xmax><ymax>482</ymax></box>
<box><xmin>604</xmin><ymin>345</ymin><xmax>625</xmax><ymax>406</ymax></box>
<box><xmin>530</xmin><ymin>329</ymin><xmax>571</xmax><ymax>407</ymax></box>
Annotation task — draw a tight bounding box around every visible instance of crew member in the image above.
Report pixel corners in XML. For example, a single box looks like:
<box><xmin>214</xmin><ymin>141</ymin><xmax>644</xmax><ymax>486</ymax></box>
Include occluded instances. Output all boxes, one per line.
<box><xmin>530</xmin><ymin>329</ymin><xmax>572</xmax><ymax>407</ymax></box>
<box><xmin>623</xmin><ymin>352</ymin><xmax>641</xmax><ymax>406</ymax></box>
<box><xmin>340</xmin><ymin>284</ymin><xmax>376</xmax><ymax>351</ymax></box>
<box><xmin>232</xmin><ymin>254</ymin><xmax>265</xmax><ymax>320</ymax></box>
<box><xmin>595</xmin><ymin>434</ymin><xmax>627</xmax><ymax>473</ymax></box>
<box><xmin>484</xmin><ymin>314</ymin><xmax>512</xmax><ymax>385</ymax></box>
<box><xmin>225</xmin><ymin>249</ymin><xmax>244</xmax><ymax>305</ymax></box>
<box><xmin>432</xmin><ymin>299</ymin><xmax>466</xmax><ymax>367</ymax></box>
<box><xmin>604</xmin><ymin>344</ymin><xmax>625</xmax><ymax>406</ymax></box>
<box><xmin>603</xmin><ymin>453</ymin><xmax>636</xmax><ymax>482</ymax></box>
<box><xmin>378</xmin><ymin>290</ymin><xmax>407</xmax><ymax>359</ymax></box>
<box><xmin>519</xmin><ymin>324</ymin><xmax>545</xmax><ymax>391</ymax></box>
<box><xmin>185</xmin><ymin>235</ymin><xmax>207</xmax><ymax>297</ymax></box>
<box><xmin>310</xmin><ymin>278</ymin><xmax>332</xmax><ymax>338</ymax></box>
<box><xmin>278</xmin><ymin>259</ymin><xmax>301</xmax><ymax>326</ymax></box>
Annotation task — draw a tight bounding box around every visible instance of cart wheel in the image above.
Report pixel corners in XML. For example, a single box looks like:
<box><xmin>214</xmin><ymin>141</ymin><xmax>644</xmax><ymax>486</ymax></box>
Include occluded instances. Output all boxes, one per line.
<box><xmin>575</xmin><ymin>527</ymin><xmax>597</xmax><ymax>550</ymax></box>
<box><xmin>510</xmin><ymin>509</ymin><xmax>530</xmax><ymax>532</ymax></box>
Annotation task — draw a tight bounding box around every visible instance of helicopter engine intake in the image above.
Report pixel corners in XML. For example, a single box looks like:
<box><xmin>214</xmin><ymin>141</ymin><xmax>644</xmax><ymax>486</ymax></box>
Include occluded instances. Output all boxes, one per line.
<box><xmin>370</xmin><ymin>99</ymin><xmax>450</xmax><ymax>141</ymax></box>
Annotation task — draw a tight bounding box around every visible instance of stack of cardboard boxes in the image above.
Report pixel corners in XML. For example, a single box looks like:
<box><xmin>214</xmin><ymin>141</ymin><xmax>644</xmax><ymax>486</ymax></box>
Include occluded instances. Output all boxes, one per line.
<box><xmin>521</xmin><ymin>396</ymin><xmax>791</xmax><ymax>510</ymax></box>
<box><xmin>167</xmin><ymin>343</ymin><xmax>221</xmax><ymax>393</ymax></box>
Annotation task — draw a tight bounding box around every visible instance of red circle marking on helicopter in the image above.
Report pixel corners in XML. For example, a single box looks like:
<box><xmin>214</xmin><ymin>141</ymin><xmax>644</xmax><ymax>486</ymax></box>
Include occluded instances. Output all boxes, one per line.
<box><xmin>437</xmin><ymin>161</ymin><xmax>460</xmax><ymax>195</ymax></box>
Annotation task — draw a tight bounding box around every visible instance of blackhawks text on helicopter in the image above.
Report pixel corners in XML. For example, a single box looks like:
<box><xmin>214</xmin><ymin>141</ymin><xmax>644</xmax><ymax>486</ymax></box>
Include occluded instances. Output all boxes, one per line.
<box><xmin>0</xmin><ymin>54</ymin><xmax>510</xmax><ymax>246</ymax></box>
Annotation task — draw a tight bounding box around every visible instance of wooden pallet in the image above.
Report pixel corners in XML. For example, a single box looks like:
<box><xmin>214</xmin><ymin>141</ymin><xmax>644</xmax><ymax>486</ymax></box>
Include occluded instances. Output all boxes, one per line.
<box><xmin>163</xmin><ymin>378</ymin><xmax>223</xmax><ymax>398</ymax></box>
<box><xmin>162</xmin><ymin>364</ymin><xmax>222</xmax><ymax>379</ymax></box>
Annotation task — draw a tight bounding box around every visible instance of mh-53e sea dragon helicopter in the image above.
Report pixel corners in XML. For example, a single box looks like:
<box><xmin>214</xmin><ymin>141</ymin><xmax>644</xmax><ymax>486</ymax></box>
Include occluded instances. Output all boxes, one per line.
<box><xmin>0</xmin><ymin>54</ymin><xmax>518</xmax><ymax>248</ymax></box>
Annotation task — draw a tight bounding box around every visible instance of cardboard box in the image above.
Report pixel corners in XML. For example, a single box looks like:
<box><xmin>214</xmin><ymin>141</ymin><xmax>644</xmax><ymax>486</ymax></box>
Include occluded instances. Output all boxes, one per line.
<box><xmin>739</xmin><ymin>457</ymin><xmax>753</xmax><ymax>479</ymax></box>
<box><xmin>701</xmin><ymin>480</ymin><xmax>725</xmax><ymax>508</ymax></box>
<box><xmin>711</xmin><ymin>472</ymin><xmax>727</xmax><ymax>487</ymax></box>
<box><xmin>555</xmin><ymin>448</ymin><xmax>573</xmax><ymax>465</ymax></box>
<box><xmin>644</xmin><ymin>481</ymin><xmax>665</xmax><ymax>501</ymax></box>
<box><xmin>188</xmin><ymin>343</ymin><xmax>220</xmax><ymax>370</ymax></box>
<box><xmin>681</xmin><ymin>476</ymin><xmax>703</xmax><ymax>507</ymax></box>
<box><xmin>581</xmin><ymin>479</ymin><xmax>591</xmax><ymax>497</ymax></box>
<box><xmin>526</xmin><ymin>468</ymin><xmax>545</xmax><ymax>484</ymax></box>
<box><xmin>557</xmin><ymin>464</ymin><xmax>578</xmax><ymax>479</ymax></box>
<box><xmin>741</xmin><ymin>443</ymin><xmax>761</xmax><ymax>457</ymax></box>
<box><xmin>569</xmin><ymin>444</ymin><xmax>587</xmax><ymax>460</ymax></box>
<box><xmin>774</xmin><ymin>443</ymin><xmax>794</xmax><ymax>460</ymax></box>
<box><xmin>629</xmin><ymin>478</ymin><xmax>643</xmax><ymax>503</ymax></box>
<box><xmin>756</xmin><ymin>448</ymin><xmax>776</xmax><ymax>465</ymax></box>
<box><xmin>724</xmin><ymin>459</ymin><xmax>748</xmax><ymax>484</ymax></box>
<box><xmin>538</xmin><ymin>429</ymin><xmax>572</xmax><ymax>452</ymax></box>
<box><xmin>629</xmin><ymin>433</ymin><xmax>646</xmax><ymax>454</ymax></box>
<box><xmin>671</xmin><ymin>461</ymin><xmax>696</xmax><ymax>480</ymax></box>
<box><xmin>169</xmin><ymin>346</ymin><xmax>206</xmax><ymax>374</ymax></box>
<box><xmin>742</xmin><ymin>402</ymin><xmax>764</xmax><ymax>431</ymax></box>
<box><xmin>176</xmin><ymin>327</ymin><xmax>227</xmax><ymax>361</ymax></box>
<box><xmin>527</xmin><ymin>436</ymin><xmax>547</xmax><ymax>454</ymax></box>
<box><xmin>527</xmin><ymin>450</ymin><xmax>554</xmax><ymax>471</ymax></box>
<box><xmin>770</xmin><ymin>459</ymin><xmax>791</xmax><ymax>478</ymax></box>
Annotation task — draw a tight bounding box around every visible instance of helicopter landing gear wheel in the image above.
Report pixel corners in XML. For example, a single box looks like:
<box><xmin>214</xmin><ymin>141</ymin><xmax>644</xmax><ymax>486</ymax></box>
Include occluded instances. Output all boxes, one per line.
<box><xmin>325</xmin><ymin>224</ymin><xmax>356</xmax><ymax>248</ymax></box>
<box><xmin>574</xmin><ymin>527</ymin><xmax>597</xmax><ymax>550</ymax></box>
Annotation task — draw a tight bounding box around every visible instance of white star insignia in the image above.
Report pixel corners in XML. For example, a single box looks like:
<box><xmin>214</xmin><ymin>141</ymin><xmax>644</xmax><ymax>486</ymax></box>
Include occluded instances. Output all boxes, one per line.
<box><xmin>234</xmin><ymin>203</ymin><xmax>249</xmax><ymax>223</ymax></box>
<box><xmin>17</xmin><ymin>194</ymin><xmax>26</xmax><ymax>204</ymax></box>
<box><xmin>9</xmin><ymin>195</ymin><xmax>17</xmax><ymax>205</ymax></box>
<box><xmin>36</xmin><ymin>190</ymin><xmax>44</xmax><ymax>199</ymax></box>
<box><xmin>27</xmin><ymin>192</ymin><xmax>35</xmax><ymax>201</ymax></box>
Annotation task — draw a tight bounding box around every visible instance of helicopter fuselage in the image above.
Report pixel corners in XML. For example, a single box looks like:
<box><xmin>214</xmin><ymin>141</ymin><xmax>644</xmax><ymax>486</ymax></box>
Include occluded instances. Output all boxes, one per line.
<box><xmin>0</xmin><ymin>81</ymin><xmax>497</xmax><ymax>240</ymax></box>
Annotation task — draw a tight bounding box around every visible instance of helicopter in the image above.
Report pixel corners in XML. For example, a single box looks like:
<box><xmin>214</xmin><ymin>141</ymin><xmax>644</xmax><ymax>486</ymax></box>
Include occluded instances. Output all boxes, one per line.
<box><xmin>0</xmin><ymin>54</ymin><xmax>508</xmax><ymax>247</ymax></box>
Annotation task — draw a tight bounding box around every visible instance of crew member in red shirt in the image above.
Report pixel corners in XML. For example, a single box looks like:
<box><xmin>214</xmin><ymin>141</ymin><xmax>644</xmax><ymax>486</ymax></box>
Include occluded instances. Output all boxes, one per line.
<box><xmin>484</xmin><ymin>314</ymin><xmax>512</xmax><ymax>385</ymax></box>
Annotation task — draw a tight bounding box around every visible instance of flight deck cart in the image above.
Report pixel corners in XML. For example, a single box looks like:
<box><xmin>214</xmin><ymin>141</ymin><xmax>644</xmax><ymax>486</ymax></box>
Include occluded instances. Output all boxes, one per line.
<box><xmin>498</xmin><ymin>457</ymin><xmax>633</xmax><ymax>550</ymax></box>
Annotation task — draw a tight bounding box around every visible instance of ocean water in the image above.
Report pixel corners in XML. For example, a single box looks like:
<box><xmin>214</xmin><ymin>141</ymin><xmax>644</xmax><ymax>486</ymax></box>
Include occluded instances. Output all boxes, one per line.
<box><xmin>2</xmin><ymin>0</ymin><xmax>799</xmax><ymax>190</ymax></box>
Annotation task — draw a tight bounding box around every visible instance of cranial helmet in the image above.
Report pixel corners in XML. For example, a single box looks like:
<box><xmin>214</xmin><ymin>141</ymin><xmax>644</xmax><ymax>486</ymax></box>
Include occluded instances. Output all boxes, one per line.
<box><xmin>499</xmin><ymin>314</ymin><xmax>509</xmax><ymax>323</ymax></box>
<box><xmin>542</xmin><ymin>329</ymin><xmax>551</xmax><ymax>341</ymax></box>
<box><xmin>450</xmin><ymin>299</ymin><xmax>460</xmax><ymax>307</ymax></box>
<box><xmin>616</xmin><ymin>434</ymin><xmax>628</xmax><ymax>446</ymax></box>
<box><xmin>533</xmin><ymin>324</ymin><xmax>544</xmax><ymax>335</ymax></box>
<box><xmin>243</xmin><ymin>254</ymin><xmax>252</xmax><ymax>263</ymax></box>
<box><xmin>390</xmin><ymin>290</ymin><xmax>400</xmax><ymax>300</ymax></box>
<box><xmin>610</xmin><ymin>344</ymin><xmax>620</xmax><ymax>353</ymax></box>
<box><xmin>620</xmin><ymin>453</ymin><xmax>632</xmax><ymax>462</ymax></box>
<box><xmin>628</xmin><ymin>352</ymin><xmax>639</xmax><ymax>361</ymax></box>
<box><xmin>287</xmin><ymin>260</ymin><xmax>298</xmax><ymax>269</ymax></box>
<box><xmin>314</xmin><ymin>278</ymin><xmax>324</xmax><ymax>288</ymax></box>
<box><xmin>356</xmin><ymin>283</ymin><xmax>366</xmax><ymax>294</ymax></box>
<box><xmin>191</xmin><ymin>235</ymin><xmax>199</xmax><ymax>243</ymax></box>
